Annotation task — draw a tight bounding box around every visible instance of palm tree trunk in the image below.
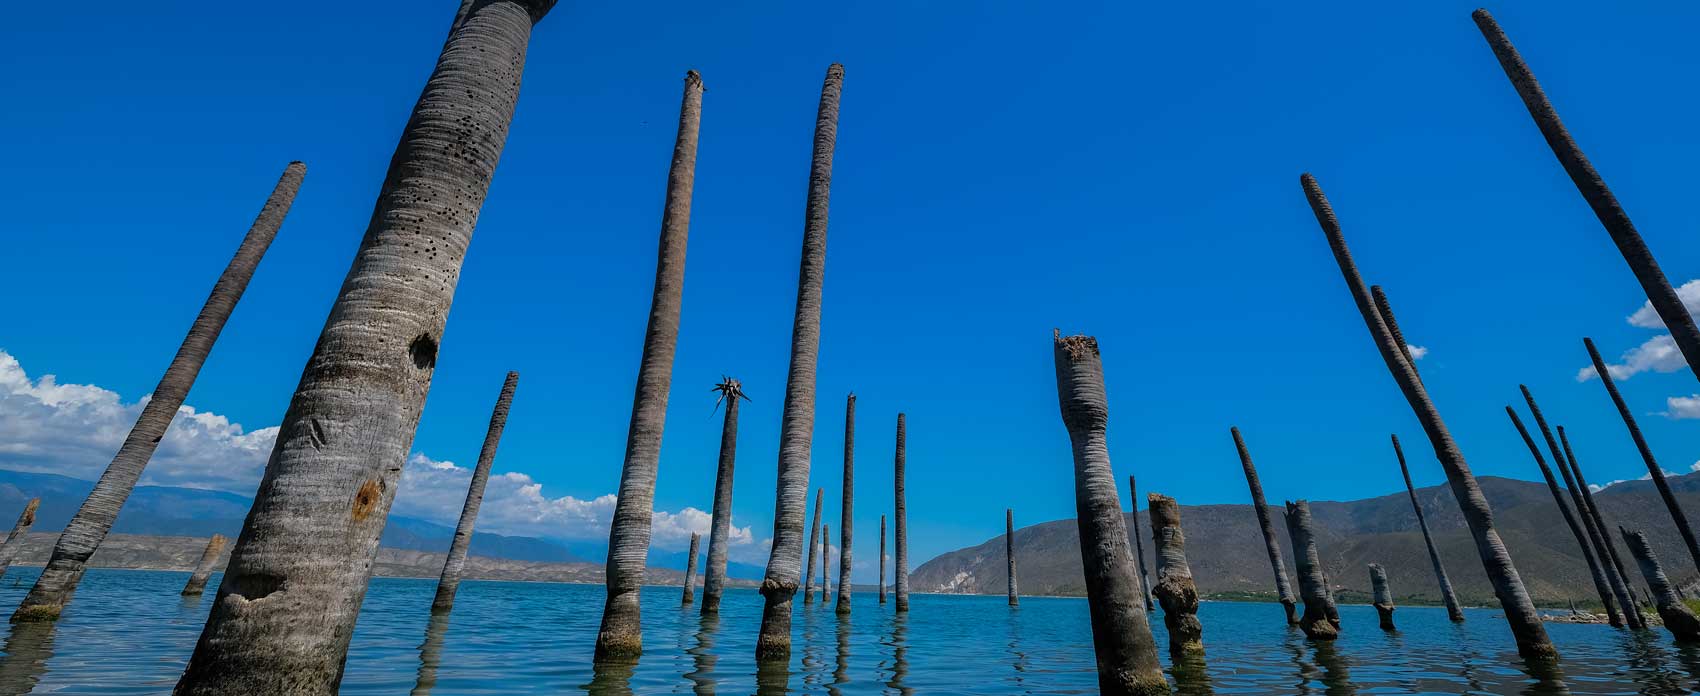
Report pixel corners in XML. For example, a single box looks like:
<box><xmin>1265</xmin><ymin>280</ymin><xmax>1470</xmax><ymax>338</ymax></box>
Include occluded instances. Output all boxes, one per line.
<box><xmin>1149</xmin><ymin>493</ymin><xmax>1203</xmax><ymax>655</ymax></box>
<box><xmin>15</xmin><ymin>161</ymin><xmax>304</xmax><ymax>623</ymax></box>
<box><xmin>433</xmin><ymin>371</ymin><xmax>519</xmax><ymax>614</ymax></box>
<box><xmin>409</xmin><ymin>609</ymin><xmax>451</xmax><ymax>696</ymax></box>
<box><xmin>1391</xmin><ymin>435</ymin><xmax>1464</xmax><ymax>622</ymax></box>
<box><xmin>0</xmin><ymin>499</ymin><xmax>41</xmax><ymax>580</ymax></box>
<box><xmin>596</xmin><ymin>69</ymin><xmax>705</xmax><ymax>660</ymax></box>
<box><xmin>1559</xmin><ymin>425</ymin><xmax>1646</xmax><ymax>629</ymax></box>
<box><xmin>681</xmin><ymin>533</ymin><xmax>700</xmax><ymax>606</ymax></box>
<box><xmin>1006</xmin><ymin>508</ymin><xmax>1019</xmax><ymax>607</ymax></box>
<box><xmin>805</xmin><ymin>488</ymin><xmax>823</xmax><ymax>606</ymax></box>
<box><xmin>173</xmin><ymin>5</ymin><xmax>554</xmax><ymax>691</ymax></box>
<box><xmin>1507</xmin><ymin>405</ymin><xmax>1621</xmax><ymax>626</ymax></box>
<box><xmin>701</xmin><ymin>378</ymin><xmax>745</xmax><ymax>615</ymax></box>
<box><xmin>1231</xmin><ymin>427</ymin><xmax>1297</xmax><ymax>625</ymax></box>
<box><xmin>837</xmin><ymin>394</ymin><xmax>855</xmax><ymax>614</ymax></box>
<box><xmin>1052</xmin><ymin>332</ymin><xmax>1168</xmax><ymax>695</ymax></box>
<box><xmin>1370</xmin><ymin>286</ymin><xmax>1420</xmax><ymax>381</ymax></box>
<box><xmin>894</xmin><ymin>413</ymin><xmax>910</xmax><ymax>612</ymax></box>
<box><xmin>820</xmin><ymin>523</ymin><xmax>830</xmax><ymax>601</ymax></box>
<box><xmin>755</xmin><ymin>63</ymin><xmax>843</xmax><ymax>663</ymax></box>
<box><xmin>1585</xmin><ymin>337</ymin><xmax>1700</xmax><ymax>576</ymax></box>
<box><xmin>1621</xmin><ymin>528</ymin><xmax>1700</xmax><ymax>642</ymax></box>
<box><xmin>1303</xmin><ymin>173</ymin><xmax>1555</xmax><ymax>659</ymax></box>
<box><xmin>1369</xmin><ymin>563</ymin><xmax>1395</xmax><ymax>631</ymax></box>
<box><xmin>181</xmin><ymin>535</ymin><xmax>229</xmax><ymax>597</ymax></box>
<box><xmin>1474</xmin><ymin>9</ymin><xmax>1700</xmax><ymax>382</ymax></box>
<box><xmin>879</xmin><ymin>515</ymin><xmax>887</xmax><ymax>604</ymax></box>
<box><xmin>1283</xmin><ymin>501</ymin><xmax>1338</xmax><ymax>641</ymax></box>
<box><xmin>1127</xmin><ymin>475</ymin><xmax>1154</xmax><ymax>611</ymax></box>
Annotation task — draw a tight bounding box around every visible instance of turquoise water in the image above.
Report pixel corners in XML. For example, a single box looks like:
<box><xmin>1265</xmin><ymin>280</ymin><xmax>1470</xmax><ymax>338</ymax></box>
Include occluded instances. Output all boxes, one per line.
<box><xmin>0</xmin><ymin>567</ymin><xmax>1694</xmax><ymax>694</ymax></box>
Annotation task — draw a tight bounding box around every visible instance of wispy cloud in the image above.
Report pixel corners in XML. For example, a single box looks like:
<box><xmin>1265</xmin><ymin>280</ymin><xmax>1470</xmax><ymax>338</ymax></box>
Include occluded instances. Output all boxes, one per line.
<box><xmin>1587</xmin><ymin>462</ymin><xmax>1693</xmax><ymax>493</ymax></box>
<box><xmin>1580</xmin><ymin>280</ymin><xmax>1700</xmax><ymax>382</ymax></box>
<box><xmin>1407</xmin><ymin>345</ymin><xmax>1429</xmax><ymax>361</ymax></box>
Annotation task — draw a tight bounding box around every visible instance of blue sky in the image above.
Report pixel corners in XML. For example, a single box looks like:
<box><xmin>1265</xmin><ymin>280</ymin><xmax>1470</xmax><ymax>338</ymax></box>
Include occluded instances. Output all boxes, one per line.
<box><xmin>2</xmin><ymin>1</ymin><xmax>1699</xmax><ymax>580</ymax></box>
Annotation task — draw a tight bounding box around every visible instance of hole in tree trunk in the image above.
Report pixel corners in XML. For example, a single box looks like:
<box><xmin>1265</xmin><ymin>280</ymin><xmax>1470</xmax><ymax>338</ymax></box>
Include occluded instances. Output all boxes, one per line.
<box><xmin>228</xmin><ymin>572</ymin><xmax>284</xmax><ymax>601</ymax></box>
<box><xmin>409</xmin><ymin>334</ymin><xmax>438</xmax><ymax>370</ymax></box>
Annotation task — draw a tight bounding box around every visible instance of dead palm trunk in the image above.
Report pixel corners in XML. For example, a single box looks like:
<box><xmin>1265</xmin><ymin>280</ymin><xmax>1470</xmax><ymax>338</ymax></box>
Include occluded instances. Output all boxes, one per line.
<box><xmin>820</xmin><ymin>524</ymin><xmax>830</xmax><ymax>602</ymax></box>
<box><xmin>837</xmin><ymin>394</ymin><xmax>854</xmax><ymax>614</ymax></box>
<box><xmin>805</xmin><ymin>488</ymin><xmax>823</xmax><ymax>606</ymax></box>
<box><xmin>1052</xmin><ymin>332</ymin><xmax>1168</xmax><ymax>695</ymax></box>
<box><xmin>755</xmin><ymin>63</ymin><xmax>843</xmax><ymax>663</ymax></box>
<box><xmin>181</xmin><ymin>535</ymin><xmax>229</xmax><ymax>597</ymax></box>
<box><xmin>1127</xmin><ymin>475</ymin><xmax>1154</xmax><ymax>611</ymax></box>
<box><xmin>595</xmin><ymin>69</ymin><xmax>705</xmax><ymax>660</ymax></box>
<box><xmin>1474</xmin><ymin>9</ymin><xmax>1700</xmax><ymax>382</ymax></box>
<box><xmin>1007</xmin><ymin>508</ymin><xmax>1019</xmax><ymax>607</ymax></box>
<box><xmin>433</xmin><ymin>371</ymin><xmax>519</xmax><ymax>614</ymax></box>
<box><xmin>1303</xmin><ymin>173</ymin><xmax>1555</xmax><ymax>659</ymax></box>
<box><xmin>1370</xmin><ymin>286</ymin><xmax>1420</xmax><ymax>380</ymax></box>
<box><xmin>1149</xmin><ymin>493</ymin><xmax>1203</xmax><ymax>655</ymax></box>
<box><xmin>1283</xmin><ymin>501</ymin><xmax>1338</xmax><ymax>641</ymax></box>
<box><xmin>1506</xmin><ymin>405</ymin><xmax>1621</xmax><ymax>626</ymax></box>
<box><xmin>1231</xmin><ymin>427</ymin><xmax>1297</xmax><ymax>625</ymax></box>
<box><xmin>0</xmin><ymin>499</ymin><xmax>41</xmax><ymax>579</ymax></box>
<box><xmin>1391</xmin><ymin>435</ymin><xmax>1464</xmax><ymax>622</ymax></box>
<box><xmin>1621</xmin><ymin>528</ymin><xmax>1700</xmax><ymax>642</ymax></box>
<box><xmin>879</xmin><ymin>515</ymin><xmax>887</xmax><ymax>604</ymax></box>
<box><xmin>1558</xmin><ymin>425</ymin><xmax>1646</xmax><ymax>628</ymax></box>
<box><xmin>681</xmin><ymin>533</ymin><xmax>700</xmax><ymax>606</ymax></box>
<box><xmin>173</xmin><ymin>4</ymin><xmax>554</xmax><ymax>691</ymax></box>
<box><xmin>15</xmin><ymin>161</ymin><xmax>304</xmax><ymax>623</ymax></box>
<box><xmin>1369</xmin><ymin>564</ymin><xmax>1395</xmax><ymax>631</ymax></box>
<box><xmin>702</xmin><ymin>378</ymin><xmax>746</xmax><ymax>615</ymax></box>
<box><xmin>1585</xmin><ymin>337</ymin><xmax>1700</xmax><ymax>576</ymax></box>
<box><xmin>894</xmin><ymin>413</ymin><xmax>910</xmax><ymax>613</ymax></box>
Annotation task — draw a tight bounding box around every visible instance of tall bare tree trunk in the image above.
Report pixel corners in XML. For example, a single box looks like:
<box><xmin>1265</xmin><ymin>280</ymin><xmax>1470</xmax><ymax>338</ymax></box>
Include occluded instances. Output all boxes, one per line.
<box><xmin>433</xmin><ymin>371</ymin><xmax>518</xmax><ymax>613</ymax></box>
<box><xmin>681</xmin><ymin>532</ymin><xmax>700</xmax><ymax>606</ymax></box>
<box><xmin>1149</xmin><ymin>494</ymin><xmax>1202</xmax><ymax>655</ymax></box>
<box><xmin>1283</xmin><ymin>501</ymin><xmax>1338</xmax><ymax>641</ymax></box>
<box><xmin>702</xmin><ymin>378</ymin><xmax>746</xmax><ymax>615</ymax></box>
<box><xmin>1370</xmin><ymin>286</ymin><xmax>1420</xmax><ymax>380</ymax></box>
<box><xmin>1052</xmin><ymin>332</ymin><xmax>1169</xmax><ymax>695</ymax></box>
<box><xmin>755</xmin><ymin>63</ymin><xmax>842</xmax><ymax>663</ymax></box>
<box><xmin>1506</xmin><ymin>405</ymin><xmax>1621</xmax><ymax>626</ymax></box>
<box><xmin>1586</xmin><ymin>337</ymin><xmax>1700</xmax><ymax>576</ymax></box>
<box><xmin>596</xmin><ymin>69</ymin><xmax>705</xmax><ymax>660</ymax></box>
<box><xmin>1369</xmin><ymin>564</ymin><xmax>1395</xmax><ymax>631</ymax></box>
<box><xmin>894</xmin><ymin>413</ymin><xmax>910</xmax><ymax>613</ymax></box>
<box><xmin>879</xmin><ymin>515</ymin><xmax>887</xmax><ymax>604</ymax></box>
<box><xmin>1474</xmin><ymin>9</ymin><xmax>1700</xmax><ymax>382</ymax></box>
<box><xmin>181</xmin><ymin>535</ymin><xmax>229</xmax><ymax>597</ymax></box>
<box><xmin>1231</xmin><ymin>427</ymin><xmax>1297</xmax><ymax>625</ymax></box>
<box><xmin>805</xmin><ymin>488</ymin><xmax>823</xmax><ymax>606</ymax></box>
<box><xmin>1559</xmin><ymin>426</ymin><xmax>1645</xmax><ymax>628</ymax></box>
<box><xmin>820</xmin><ymin>523</ymin><xmax>830</xmax><ymax>602</ymax></box>
<box><xmin>1621</xmin><ymin>528</ymin><xmax>1700</xmax><ymax>642</ymax></box>
<box><xmin>15</xmin><ymin>162</ymin><xmax>304</xmax><ymax>623</ymax></box>
<box><xmin>0</xmin><ymin>499</ymin><xmax>41</xmax><ymax>579</ymax></box>
<box><xmin>1007</xmin><ymin>508</ymin><xmax>1019</xmax><ymax>607</ymax></box>
<box><xmin>1127</xmin><ymin>475</ymin><xmax>1154</xmax><ymax>611</ymax></box>
<box><xmin>1391</xmin><ymin>435</ymin><xmax>1464</xmax><ymax>622</ymax></box>
<box><xmin>837</xmin><ymin>394</ymin><xmax>854</xmax><ymax>614</ymax></box>
<box><xmin>173</xmin><ymin>4</ymin><xmax>554</xmax><ymax>691</ymax></box>
<box><xmin>1303</xmin><ymin>173</ymin><xmax>1555</xmax><ymax>659</ymax></box>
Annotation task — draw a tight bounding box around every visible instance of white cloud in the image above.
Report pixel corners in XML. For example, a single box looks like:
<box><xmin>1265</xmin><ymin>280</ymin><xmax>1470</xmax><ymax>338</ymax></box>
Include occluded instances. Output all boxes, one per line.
<box><xmin>1664</xmin><ymin>395</ymin><xmax>1700</xmax><ymax>420</ymax></box>
<box><xmin>1407</xmin><ymin>345</ymin><xmax>1429</xmax><ymax>360</ymax></box>
<box><xmin>1582</xmin><ymin>280</ymin><xmax>1700</xmax><ymax>382</ymax></box>
<box><xmin>1627</xmin><ymin>279</ymin><xmax>1700</xmax><ymax>329</ymax></box>
<box><xmin>1589</xmin><ymin>467</ymin><xmax>1682</xmax><ymax>493</ymax></box>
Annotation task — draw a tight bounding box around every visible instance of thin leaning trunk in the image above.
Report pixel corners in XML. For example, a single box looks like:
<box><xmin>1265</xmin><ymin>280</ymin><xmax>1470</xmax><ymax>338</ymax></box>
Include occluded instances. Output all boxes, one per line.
<box><xmin>1303</xmin><ymin>173</ymin><xmax>1554</xmax><ymax>659</ymax></box>
<box><xmin>1231</xmin><ymin>427</ymin><xmax>1297</xmax><ymax>625</ymax></box>
<box><xmin>681</xmin><ymin>533</ymin><xmax>700</xmax><ymax>606</ymax></box>
<box><xmin>1052</xmin><ymin>333</ymin><xmax>1168</xmax><ymax>695</ymax></box>
<box><xmin>1127</xmin><ymin>475</ymin><xmax>1154</xmax><ymax>611</ymax></box>
<box><xmin>1621</xmin><ymin>528</ymin><xmax>1700</xmax><ymax>642</ymax></box>
<box><xmin>1506</xmin><ymin>406</ymin><xmax>1621</xmax><ymax>626</ymax></box>
<box><xmin>596</xmin><ymin>70</ymin><xmax>705</xmax><ymax>660</ymax></box>
<box><xmin>0</xmin><ymin>499</ymin><xmax>41</xmax><ymax>579</ymax></box>
<box><xmin>820</xmin><ymin>524</ymin><xmax>830</xmax><ymax>602</ymax></box>
<box><xmin>1559</xmin><ymin>426</ymin><xmax>1645</xmax><ymax>628</ymax></box>
<box><xmin>1006</xmin><ymin>508</ymin><xmax>1019</xmax><ymax>607</ymax></box>
<box><xmin>174</xmin><ymin>4</ymin><xmax>554</xmax><ymax>691</ymax></box>
<box><xmin>434</xmin><ymin>371</ymin><xmax>519</xmax><ymax>613</ymax></box>
<box><xmin>805</xmin><ymin>488</ymin><xmax>824</xmax><ymax>606</ymax></box>
<box><xmin>1149</xmin><ymin>493</ymin><xmax>1202</xmax><ymax>655</ymax></box>
<box><xmin>701</xmin><ymin>378</ymin><xmax>746</xmax><ymax>615</ymax></box>
<box><xmin>837</xmin><ymin>394</ymin><xmax>855</xmax><ymax>614</ymax></box>
<box><xmin>1283</xmin><ymin>501</ymin><xmax>1338</xmax><ymax>641</ymax></box>
<box><xmin>15</xmin><ymin>161</ymin><xmax>304</xmax><ymax>623</ymax></box>
<box><xmin>1370</xmin><ymin>286</ymin><xmax>1420</xmax><ymax>381</ymax></box>
<box><xmin>1474</xmin><ymin>9</ymin><xmax>1700</xmax><ymax>382</ymax></box>
<box><xmin>755</xmin><ymin>63</ymin><xmax>842</xmax><ymax>663</ymax></box>
<box><xmin>1391</xmin><ymin>435</ymin><xmax>1464</xmax><ymax>622</ymax></box>
<box><xmin>1369</xmin><ymin>564</ymin><xmax>1395</xmax><ymax>631</ymax></box>
<box><xmin>1586</xmin><ymin>337</ymin><xmax>1700</xmax><ymax>576</ymax></box>
<box><xmin>879</xmin><ymin>515</ymin><xmax>887</xmax><ymax>604</ymax></box>
<box><xmin>894</xmin><ymin>413</ymin><xmax>910</xmax><ymax>613</ymax></box>
<box><xmin>181</xmin><ymin>535</ymin><xmax>230</xmax><ymax>597</ymax></box>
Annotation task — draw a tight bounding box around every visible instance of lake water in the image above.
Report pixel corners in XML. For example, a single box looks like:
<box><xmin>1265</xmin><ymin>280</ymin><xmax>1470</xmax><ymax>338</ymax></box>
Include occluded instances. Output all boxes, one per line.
<box><xmin>0</xmin><ymin>567</ymin><xmax>1693</xmax><ymax>694</ymax></box>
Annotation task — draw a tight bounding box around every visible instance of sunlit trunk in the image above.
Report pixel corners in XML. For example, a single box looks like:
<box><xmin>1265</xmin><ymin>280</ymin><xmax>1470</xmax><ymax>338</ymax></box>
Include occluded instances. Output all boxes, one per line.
<box><xmin>1149</xmin><ymin>493</ymin><xmax>1202</xmax><ymax>655</ymax></box>
<box><xmin>433</xmin><ymin>372</ymin><xmax>519</xmax><ymax>613</ymax></box>
<box><xmin>1231</xmin><ymin>427</ymin><xmax>1297</xmax><ymax>624</ymax></box>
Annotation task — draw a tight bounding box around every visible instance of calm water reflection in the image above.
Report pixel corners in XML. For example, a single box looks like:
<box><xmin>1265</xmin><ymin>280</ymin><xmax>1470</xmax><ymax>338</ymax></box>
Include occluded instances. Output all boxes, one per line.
<box><xmin>0</xmin><ymin>567</ymin><xmax>1695</xmax><ymax>693</ymax></box>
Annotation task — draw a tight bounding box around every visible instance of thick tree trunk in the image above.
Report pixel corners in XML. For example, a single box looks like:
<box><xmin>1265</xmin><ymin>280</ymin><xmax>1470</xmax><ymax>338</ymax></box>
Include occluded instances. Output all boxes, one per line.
<box><xmin>1559</xmin><ymin>425</ymin><xmax>1646</xmax><ymax>629</ymax></box>
<box><xmin>433</xmin><ymin>371</ymin><xmax>519</xmax><ymax>613</ymax></box>
<box><xmin>894</xmin><ymin>413</ymin><xmax>910</xmax><ymax>613</ymax></box>
<box><xmin>0</xmin><ymin>499</ymin><xmax>41</xmax><ymax>579</ymax></box>
<box><xmin>701</xmin><ymin>379</ymin><xmax>745</xmax><ymax>615</ymax></box>
<box><xmin>1149</xmin><ymin>494</ymin><xmax>1203</xmax><ymax>655</ymax></box>
<box><xmin>1585</xmin><ymin>337</ymin><xmax>1700</xmax><ymax>577</ymax></box>
<box><xmin>1127</xmin><ymin>475</ymin><xmax>1154</xmax><ymax>611</ymax></box>
<box><xmin>805</xmin><ymin>488</ymin><xmax>823</xmax><ymax>606</ymax></box>
<box><xmin>1052</xmin><ymin>333</ymin><xmax>1169</xmax><ymax>695</ymax></box>
<box><xmin>1621</xmin><ymin>528</ymin><xmax>1700</xmax><ymax>642</ymax></box>
<box><xmin>1474</xmin><ymin>9</ymin><xmax>1700</xmax><ymax>382</ymax></box>
<box><xmin>755</xmin><ymin>63</ymin><xmax>842</xmax><ymax>663</ymax></box>
<box><xmin>837</xmin><ymin>394</ymin><xmax>854</xmax><ymax>614</ymax></box>
<box><xmin>1283</xmin><ymin>501</ymin><xmax>1338</xmax><ymax>641</ymax></box>
<box><xmin>596</xmin><ymin>69</ymin><xmax>705</xmax><ymax>660</ymax></box>
<box><xmin>1007</xmin><ymin>508</ymin><xmax>1019</xmax><ymax>607</ymax></box>
<box><xmin>1369</xmin><ymin>563</ymin><xmax>1395</xmax><ymax>631</ymax></box>
<box><xmin>1231</xmin><ymin>427</ymin><xmax>1297</xmax><ymax>625</ymax></box>
<box><xmin>879</xmin><ymin>515</ymin><xmax>887</xmax><ymax>604</ymax></box>
<box><xmin>681</xmin><ymin>533</ymin><xmax>700</xmax><ymax>606</ymax></box>
<box><xmin>173</xmin><ymin>4</ymin><xmax>554</xmax><ymax>691</ymax></box>
<box><xmin>820</xmin><ymin>524</ymin><xmax>830</xmax><ymax>601</ymax></box>
<box><xmin>16</xmin><ymin>161</ymin><xmax>304</xmax><ymax>623</ymax></box>
<box><xmin>1507</xmin><ymin>405</ymin><xmax>1621</xmax><ymax>626</ymax></box>
<box><xmin>181</xmin><ymin>535</ymin><xmax>230</xmax><ymax>597</ymax></box>
<box><xmin>1391</xmin><ymin>435</ymin><xmax>1464</xmax><ymax>622</ymax></box>
<box><xmin>1303</xmin><ymin>173</ymin><xmax>1555</xmax><ymax>659</ymax></box>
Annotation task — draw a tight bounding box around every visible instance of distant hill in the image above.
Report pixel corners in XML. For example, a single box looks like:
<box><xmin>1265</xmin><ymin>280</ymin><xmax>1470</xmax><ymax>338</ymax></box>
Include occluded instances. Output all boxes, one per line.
<box><xmin>911</xmin><ymin>473</ymin><xmax>1700</xmax><ymax>607</ymax></box>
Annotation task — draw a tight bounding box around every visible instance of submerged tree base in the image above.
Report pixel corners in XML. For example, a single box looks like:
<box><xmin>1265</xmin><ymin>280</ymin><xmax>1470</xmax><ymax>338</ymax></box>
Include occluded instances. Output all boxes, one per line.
<box><xmin>9</xmin><ymin>605</ymin><xmax>62</xmax><ymax>623</ymax></box>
